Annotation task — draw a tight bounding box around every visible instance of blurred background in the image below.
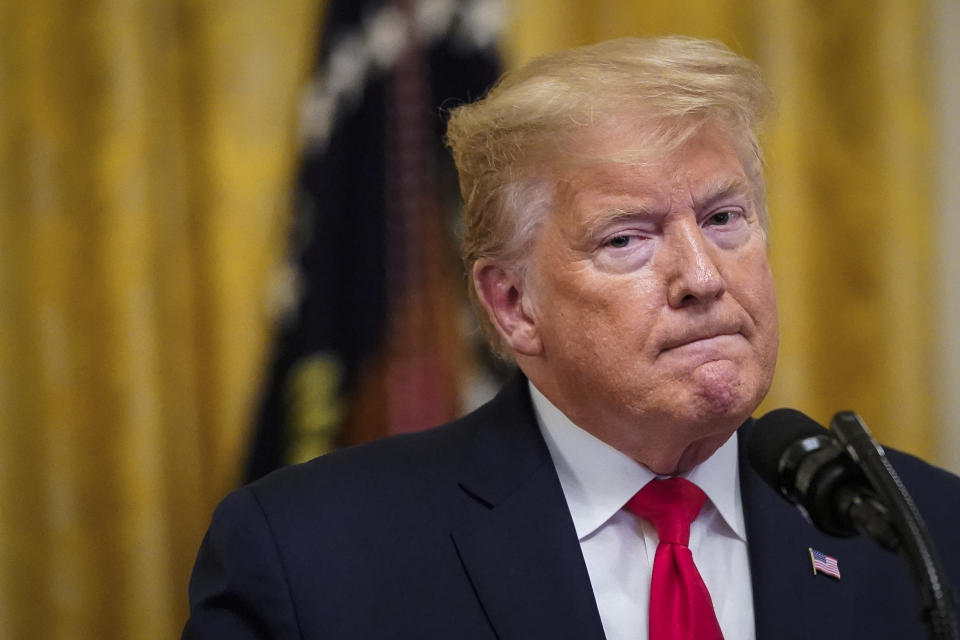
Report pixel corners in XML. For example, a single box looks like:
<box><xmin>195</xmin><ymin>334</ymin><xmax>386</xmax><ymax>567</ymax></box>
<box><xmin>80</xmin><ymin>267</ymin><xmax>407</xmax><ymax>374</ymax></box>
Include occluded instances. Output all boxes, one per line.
<box><xmin>1</xmin><ymin>0</ymin><xmax>958</xmax><ymax>637</ymax></box>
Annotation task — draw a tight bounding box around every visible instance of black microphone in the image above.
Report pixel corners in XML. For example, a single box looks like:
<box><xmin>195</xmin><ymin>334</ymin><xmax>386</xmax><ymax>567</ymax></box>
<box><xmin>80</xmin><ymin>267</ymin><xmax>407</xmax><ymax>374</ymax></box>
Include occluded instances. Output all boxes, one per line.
<box><xmin>749</xmin><ymin>408</ymin><xmax>959</xmax><ymax>639</ymax></box>
<box><xmin>747</xmin><ymin>408</ymin><xmax>899</xmax><ymax>548</ymax></box>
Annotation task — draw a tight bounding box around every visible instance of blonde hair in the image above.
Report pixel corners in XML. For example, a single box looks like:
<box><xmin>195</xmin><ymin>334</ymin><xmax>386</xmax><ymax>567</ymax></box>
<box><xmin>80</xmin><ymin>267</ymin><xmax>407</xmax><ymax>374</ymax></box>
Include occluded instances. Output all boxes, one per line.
<box><xmin>445</xmin><ymin>36</ymin><xmax>773</xmax><ymax>357</ymax></box>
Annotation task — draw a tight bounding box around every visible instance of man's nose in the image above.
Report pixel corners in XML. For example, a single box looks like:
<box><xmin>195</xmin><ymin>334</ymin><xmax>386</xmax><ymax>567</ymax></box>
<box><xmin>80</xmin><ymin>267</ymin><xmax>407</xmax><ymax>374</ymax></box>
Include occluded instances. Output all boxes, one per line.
<box><xmin>664</xmin><ymin>219</ymin><xmax>726</xmax><ymax>308</ymax></box>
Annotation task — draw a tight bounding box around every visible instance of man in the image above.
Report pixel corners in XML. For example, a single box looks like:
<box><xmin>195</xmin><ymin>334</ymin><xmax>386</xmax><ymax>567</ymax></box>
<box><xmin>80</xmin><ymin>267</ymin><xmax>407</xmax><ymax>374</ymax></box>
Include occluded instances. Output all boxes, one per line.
<box><xmin>183</xmin><ymin>37</ymin><xmax>960</xmax><ymax>639</ymax></box>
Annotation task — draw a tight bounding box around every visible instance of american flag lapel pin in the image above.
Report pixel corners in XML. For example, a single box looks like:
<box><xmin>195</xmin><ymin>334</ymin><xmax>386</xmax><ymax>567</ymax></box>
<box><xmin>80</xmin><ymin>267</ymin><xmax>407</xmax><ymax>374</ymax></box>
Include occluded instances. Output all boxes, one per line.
<box><xmin>809</xmin><ymin>548</ymin><xmax>841</xmax><ymax>580</ymax></box>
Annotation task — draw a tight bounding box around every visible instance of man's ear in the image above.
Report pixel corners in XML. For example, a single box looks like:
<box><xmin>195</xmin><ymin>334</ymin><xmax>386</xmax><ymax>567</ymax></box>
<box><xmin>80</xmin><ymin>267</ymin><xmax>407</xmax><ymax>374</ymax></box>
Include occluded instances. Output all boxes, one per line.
<box><xmin>472</xmin><ymin>261</ymin><xmax>542</xmax><ymax>356</ymax></box>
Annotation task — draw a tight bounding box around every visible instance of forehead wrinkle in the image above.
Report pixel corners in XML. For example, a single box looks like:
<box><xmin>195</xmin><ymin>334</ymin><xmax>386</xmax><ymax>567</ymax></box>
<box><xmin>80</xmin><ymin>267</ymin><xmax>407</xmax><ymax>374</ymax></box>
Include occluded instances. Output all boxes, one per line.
<box><xmin>560</xmin><ymin>166</ymin><xmax>663</xmax><ymax>214</ymax></box>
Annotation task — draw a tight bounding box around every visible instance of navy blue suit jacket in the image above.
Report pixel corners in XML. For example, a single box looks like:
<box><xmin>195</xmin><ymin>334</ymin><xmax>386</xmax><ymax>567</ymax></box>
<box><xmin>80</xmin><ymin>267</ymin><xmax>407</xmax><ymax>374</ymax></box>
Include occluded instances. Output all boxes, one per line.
<box><xmin>183</xmin><ymin>373</ymin><xmax>960</xmax><ymax>639</ymax></box>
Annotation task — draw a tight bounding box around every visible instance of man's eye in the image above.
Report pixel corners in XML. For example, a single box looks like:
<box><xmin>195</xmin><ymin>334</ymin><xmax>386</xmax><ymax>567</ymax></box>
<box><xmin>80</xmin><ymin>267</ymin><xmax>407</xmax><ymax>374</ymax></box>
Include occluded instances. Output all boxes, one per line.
<box><xmin>607</xmin><ymin>235</ymin><xmax>633</xmax><ymax>248</ymax></box>
<box><xmin>705</xmin><ymin>211</ymin><xmax>737</xmax><ymax>226</ymax></box>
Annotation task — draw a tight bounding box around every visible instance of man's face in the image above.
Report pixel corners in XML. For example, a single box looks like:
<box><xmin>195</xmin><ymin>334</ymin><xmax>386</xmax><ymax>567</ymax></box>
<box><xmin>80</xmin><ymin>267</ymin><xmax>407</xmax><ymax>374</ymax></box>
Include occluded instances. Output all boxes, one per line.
<box><xmin>520</xmin><ymin>124</ymin><xmax>779</xmax><ymax>473</ymax></box>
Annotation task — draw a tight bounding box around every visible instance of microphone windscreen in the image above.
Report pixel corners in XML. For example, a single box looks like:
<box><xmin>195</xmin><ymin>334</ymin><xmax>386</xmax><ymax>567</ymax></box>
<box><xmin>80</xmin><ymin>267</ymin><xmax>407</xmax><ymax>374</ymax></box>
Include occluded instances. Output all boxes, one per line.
<box><xmin>747</xmin><ymin>408</ymin><xmax>828</xmax><ymax>489</ymax></box>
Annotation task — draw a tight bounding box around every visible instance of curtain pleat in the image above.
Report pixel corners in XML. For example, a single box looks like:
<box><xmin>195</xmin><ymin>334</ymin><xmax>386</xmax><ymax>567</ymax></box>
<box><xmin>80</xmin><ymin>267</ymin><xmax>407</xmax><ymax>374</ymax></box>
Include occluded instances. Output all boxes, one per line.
<box><xmin>0</xmin><ymin>1</ymin><xmax>321</xmax><ymax>637</ymax></box>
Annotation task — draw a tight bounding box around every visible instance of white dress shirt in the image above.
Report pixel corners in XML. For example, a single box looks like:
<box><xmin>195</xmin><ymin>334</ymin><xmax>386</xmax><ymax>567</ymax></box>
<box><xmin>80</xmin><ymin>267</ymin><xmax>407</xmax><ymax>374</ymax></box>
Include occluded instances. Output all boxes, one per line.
<box><xmin>529</xmin><ymin>382</ymin><xmax>756</xmax><ymax>640</ymax></box>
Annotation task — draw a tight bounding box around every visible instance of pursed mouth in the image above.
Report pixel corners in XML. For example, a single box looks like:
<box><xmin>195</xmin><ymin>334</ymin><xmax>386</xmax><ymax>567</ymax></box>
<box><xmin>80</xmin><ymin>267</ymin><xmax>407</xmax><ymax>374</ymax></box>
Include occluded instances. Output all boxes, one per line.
<box><xmin>658</xmin><ymin>331</ymin><xmax>743</xmax><ymax>355</ymax></box>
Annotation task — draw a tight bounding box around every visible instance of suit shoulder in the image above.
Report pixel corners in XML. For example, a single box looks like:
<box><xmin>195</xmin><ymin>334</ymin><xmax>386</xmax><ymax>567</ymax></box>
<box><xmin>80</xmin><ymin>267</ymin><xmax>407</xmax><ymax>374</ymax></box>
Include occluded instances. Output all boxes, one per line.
<box><xmin>245</xmin><ymin>372</ymin><xmax>531</xmax><ymax>508</ymax></box>
<box><xmin>884</xmin><ymin>447</ymin><xmax>960</xmax><ymax>522</ymax></box>
<box><xmin>884</xmin><ymin>447</ymin><xmax>960</xmax><ymax>489</ymax></box>
<box><xmin>243</xmin><ymin>401</ymin><xmax>489</xmax><ymax>512</ymax></box>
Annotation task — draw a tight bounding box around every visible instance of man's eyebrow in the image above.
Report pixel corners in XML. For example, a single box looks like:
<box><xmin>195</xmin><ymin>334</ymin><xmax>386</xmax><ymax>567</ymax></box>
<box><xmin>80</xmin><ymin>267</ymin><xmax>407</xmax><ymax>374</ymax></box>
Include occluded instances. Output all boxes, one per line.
<box><xmin>697</xmin><ymin>176</ymin><xmax>752</xmax><ymax>207</ymax></box>
<box><xmin>578</xmin><ymin>205</ymin><xmax>659</xmax><ymax>237</ymax></box>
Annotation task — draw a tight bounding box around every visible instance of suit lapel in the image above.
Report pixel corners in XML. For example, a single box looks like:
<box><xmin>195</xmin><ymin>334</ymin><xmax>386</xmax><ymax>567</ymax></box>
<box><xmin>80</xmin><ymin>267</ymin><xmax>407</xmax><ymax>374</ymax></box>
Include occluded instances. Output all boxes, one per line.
<box><xmin>451</xmin><ymin>373</ymin><xmax>606</xmax><ymax>640</ymax></box>
<box><xmin>738</xmin><ymin>420</ymin><xmax>856</xmax><ymax>640</ymax></box>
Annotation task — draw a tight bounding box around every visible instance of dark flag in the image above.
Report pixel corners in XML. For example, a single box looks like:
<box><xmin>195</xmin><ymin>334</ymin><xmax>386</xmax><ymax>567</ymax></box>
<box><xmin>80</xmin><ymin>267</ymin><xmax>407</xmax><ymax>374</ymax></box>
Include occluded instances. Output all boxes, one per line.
<box><xmin>246</xmin><ymin>0</ymin><xmax>505</xmax><ymax>481</ymax></box>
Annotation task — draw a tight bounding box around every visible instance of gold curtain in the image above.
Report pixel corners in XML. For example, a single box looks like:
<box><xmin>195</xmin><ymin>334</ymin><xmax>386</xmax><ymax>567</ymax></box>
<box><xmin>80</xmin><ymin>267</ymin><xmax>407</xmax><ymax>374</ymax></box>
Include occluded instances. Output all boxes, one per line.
<box><xmin>0</xmin><ymin>0</ymin><xmax>937</xmax><ymax>638</ymax></box>
<box><xmin>505</xmin><ymin>0</ymin><xmax>935</xmax><ymax>458</ymax></box>
<box><xmin>0</xmin><ymin>1</ymin><xmax>321</xmax><ymax>638</ymax></box>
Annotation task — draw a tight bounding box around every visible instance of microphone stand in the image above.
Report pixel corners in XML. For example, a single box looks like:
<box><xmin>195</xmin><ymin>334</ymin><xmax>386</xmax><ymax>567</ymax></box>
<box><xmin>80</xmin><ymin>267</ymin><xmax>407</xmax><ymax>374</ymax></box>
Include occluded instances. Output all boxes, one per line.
<box><xmin>831</xmin><ymin>411</ymin><xmax>960</xmax><ymax>640</ymax></box>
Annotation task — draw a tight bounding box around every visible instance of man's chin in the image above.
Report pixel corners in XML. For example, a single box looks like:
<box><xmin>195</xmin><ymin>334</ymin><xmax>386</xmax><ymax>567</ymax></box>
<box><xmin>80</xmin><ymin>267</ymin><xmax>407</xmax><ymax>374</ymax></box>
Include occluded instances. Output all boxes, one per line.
<box><xmin>686</xmin><ymin>360</ymin><xmax>755</xmax><ymax>414</ymax></box>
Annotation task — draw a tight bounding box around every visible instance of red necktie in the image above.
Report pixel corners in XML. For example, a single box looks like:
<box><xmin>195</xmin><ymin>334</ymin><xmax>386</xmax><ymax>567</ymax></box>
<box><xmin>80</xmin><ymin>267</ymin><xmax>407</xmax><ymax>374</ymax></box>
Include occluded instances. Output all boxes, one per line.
<box><xmin>625</xmin><ymin>477</ymin><xmax>724</xmax><ymax>640</ymax></box>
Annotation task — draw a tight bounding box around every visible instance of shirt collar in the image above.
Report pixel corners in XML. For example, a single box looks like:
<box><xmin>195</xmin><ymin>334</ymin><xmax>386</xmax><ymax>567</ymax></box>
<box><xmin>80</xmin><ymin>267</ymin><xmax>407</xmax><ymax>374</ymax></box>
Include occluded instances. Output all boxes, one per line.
<box><xmin>529</xmin><ymin>380</ymin><xmax>746</xmax><ymax>542</ymax></box>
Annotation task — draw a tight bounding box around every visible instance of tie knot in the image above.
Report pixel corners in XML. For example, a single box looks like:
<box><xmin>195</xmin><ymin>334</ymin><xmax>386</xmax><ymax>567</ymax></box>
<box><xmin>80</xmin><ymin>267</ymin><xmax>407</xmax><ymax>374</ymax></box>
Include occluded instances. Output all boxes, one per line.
<box><xmin>625</xmin><ymin>477</ymin><xmax>707</xmax><ymax>545</ymax></box>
